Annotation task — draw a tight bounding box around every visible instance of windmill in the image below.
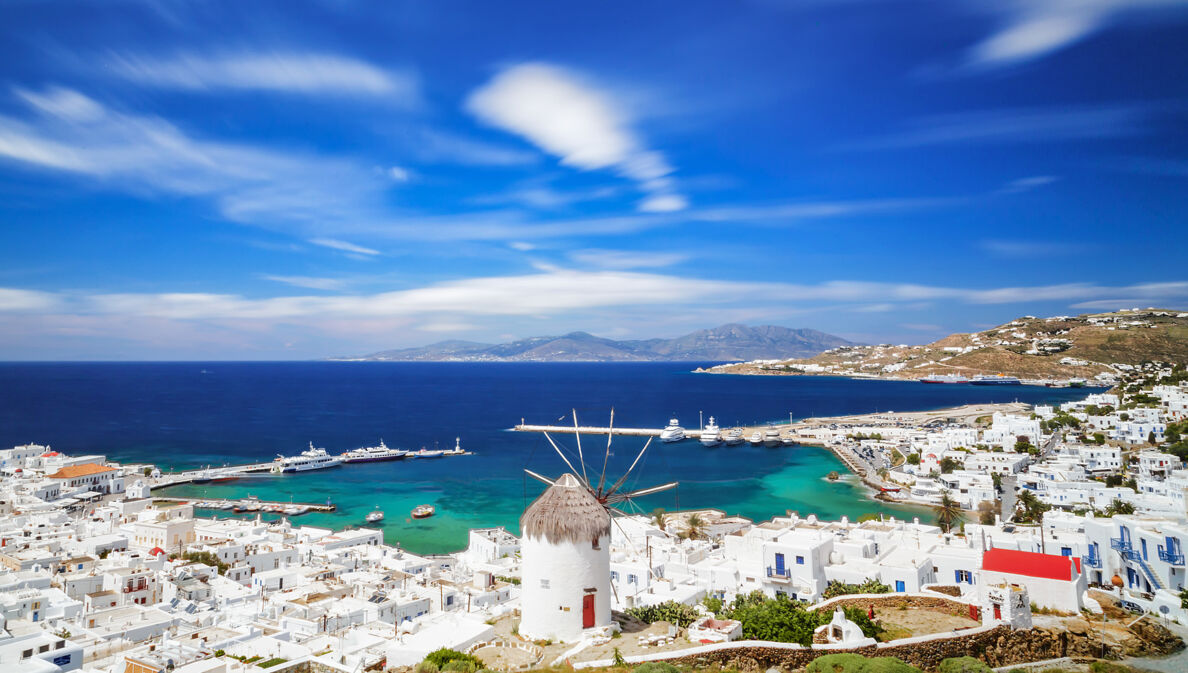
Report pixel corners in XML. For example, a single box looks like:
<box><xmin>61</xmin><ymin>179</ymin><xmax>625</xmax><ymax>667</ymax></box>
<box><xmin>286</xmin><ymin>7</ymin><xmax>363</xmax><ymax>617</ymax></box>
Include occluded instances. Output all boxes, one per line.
<box><xmin>517</xmin><ymin>409</ymin><xmax>677</xmax><ymax>643</ymax></box>
<box><xmin>523</xmin><ymin>408</ymin><xmax>678</xmax><ymax>513</ymax></box>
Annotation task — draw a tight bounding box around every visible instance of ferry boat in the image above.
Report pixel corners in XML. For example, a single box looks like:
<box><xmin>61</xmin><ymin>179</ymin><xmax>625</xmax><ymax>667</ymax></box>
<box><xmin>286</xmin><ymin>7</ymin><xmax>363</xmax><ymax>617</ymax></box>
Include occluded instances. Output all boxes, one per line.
<box><xmin>365</xmin><ymin>507</ymin><xmax>384</xmax><ymax>524</ymax></box>
<box><xmin>763</xmin><ymin>427</ymin><xmax>782</xmax><ymax>447</ymax></box>
<box><xmin>723</xmin><ymin>427</ymin><xmax>745</xmax><ymax>446</ymax></box>
<box><xmin>659</xmin><ymin>418</ymin><xmax>685</xmax><ymax>443</ymax></box>
<box><xmin>919</xmin><ymin>373</ymin><xmax>970</xmax><ymax>384</ymax></box>
<box><xmin>969</xmin><ymin>374</ymin><xmax>1022</xmax><ymax>386</ymax></box>
<box><xmin>340</xmin><ymin>440</ymin><xmax>409</xmax><ymax>464</ymax></box>
<box><xmin>699</xmin><ymin>417</ymin><xmax>722</xmax><ymax>447</ymax></box>
<box><xmin>411</xmin><ymin>504</ymin><xmax>435</xmax><ymax>519</ymax></box>
<box><xmin>441</xmin><ymin>438</ymin><xmax>466</xmax><ymax>456</ymax></box>
<box><xmin>271</xmin><ymin>443</ymin><xmax>342</xmax><ymax>473</ymax></box>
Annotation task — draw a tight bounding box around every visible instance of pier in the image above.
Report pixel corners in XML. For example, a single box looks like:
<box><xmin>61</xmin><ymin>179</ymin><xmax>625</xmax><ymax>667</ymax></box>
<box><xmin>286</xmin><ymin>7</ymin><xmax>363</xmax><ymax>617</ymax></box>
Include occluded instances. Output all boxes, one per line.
<box><xmin>513</xmin><ymin>423</ymin><xmax>705</xmax><ymax>438</ymax></box>
<box><xmin>155</xmin><ymin>496</ymin><xmax>336</xmax><ymax>514</ymax></box>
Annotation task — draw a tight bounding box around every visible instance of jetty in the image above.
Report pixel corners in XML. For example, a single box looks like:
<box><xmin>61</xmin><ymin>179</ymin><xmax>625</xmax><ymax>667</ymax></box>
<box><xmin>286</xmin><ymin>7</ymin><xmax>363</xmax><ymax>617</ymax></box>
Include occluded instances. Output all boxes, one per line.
<box><xmin>513</xmin><ymin>423</ymin><xmax>705</xmax><ymax>438</ymax></box>
<box><xmin>155</xmin><ymin>496</ymin><xmax>336</xmax><ymax>514</ymax></box>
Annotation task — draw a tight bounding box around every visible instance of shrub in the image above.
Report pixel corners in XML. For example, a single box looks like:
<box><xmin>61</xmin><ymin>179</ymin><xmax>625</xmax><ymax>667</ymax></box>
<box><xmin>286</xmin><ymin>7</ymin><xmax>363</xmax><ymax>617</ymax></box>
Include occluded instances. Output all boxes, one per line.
<box><xmin>719</xmin><ymin>591</ymin><xmax>880</xmax><ymax>645</ymax></box>
<box><xmin>414</xmin><ymin>662</ymin><xmax>439</xmax><ymax>673</ymax></box>
<box><xmin>806</xmin><ymin>653</ymin><xmax>923</xmax><ymax>673</ymax></box>
<box><xmin>1089</xmin><ymin>663</ymin><xmax>1141</xmax><ymax>673</ymax></box>
<box><xmin>612</xmin><ymin>648</ymin><xmax>626</xmax><ymax>667</ymax></box>
<box><xmin>424</xmin><ymin>649</ymin><xmax>483</xmax><ymax>670</ymax></box>
<box><xmin>623</xmin><ymin>601</ymin><xmax>700</xmax><ymax>627</ymax></box>
<box><xmin>442</xmin><ymin>662</ymin><xmax>477</xmax><ymax>673</ymax></box>
<box><xmin>938</xmin><ymin>656</ymin><xmax>992</xmax><ymax>673</ymax></box>
<box><xmin>633</xmin><ymin>663</ymin><xmax>679</xmax><ymax>673</ymax></box>
<box><xmin>822</xmin><ymin>578</ymin><xmax>892</xmax><ymax>598</ymax></box>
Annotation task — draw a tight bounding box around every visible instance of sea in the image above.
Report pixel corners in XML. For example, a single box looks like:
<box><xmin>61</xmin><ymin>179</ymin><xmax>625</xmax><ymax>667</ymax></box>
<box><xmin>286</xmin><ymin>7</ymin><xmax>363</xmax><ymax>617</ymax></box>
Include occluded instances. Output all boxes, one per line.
<box><xmin>0</xmin><ymin>362</ymin><xmax>1101</xmax><ymax>554</ymax></box>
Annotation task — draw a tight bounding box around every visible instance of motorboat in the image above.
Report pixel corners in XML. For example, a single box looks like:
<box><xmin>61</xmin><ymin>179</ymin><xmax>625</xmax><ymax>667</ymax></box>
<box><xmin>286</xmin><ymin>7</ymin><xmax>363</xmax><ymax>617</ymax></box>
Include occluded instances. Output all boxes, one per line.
<box><xmin>411</xmin><ymin>504</ymin><xmax>435</xmax><ymax>519</ymax></box>
<box><xmin>271</xmin><ymin>443</ymin><xmax>342</xmax><ymax>473</ymax></box>
<box><xmin>748</xmin><ymin>431</ymin><xmax>763</xmax><ymax>445</ymax></box>
<box><xmin>659</xmin><ymin>418</ymin><xmax>685</xmax><ymax>443</ymax></box>
<box><xmin>763</xmin><ymin>427</ymin><xmax>782</xmax><ymax>447</ymax></box>
<box><xmin>365</xmin><ymin>507</ymin><xmax>385</xmax><ymax>524</ymax></box>
<box><xmin>723</xmin><ymin>427</ymin><xmax>745</xmax><ymax>446</ymax></box>
<box><xmin>699</xmin><ymin>417</ymin><xmax>722</xmax><ymax>447</ymax></box>
<box><xmin>780</xmin><ymin>433</ymin><xmax>798</xmax><ymax>446</ymax></box>
<box><xmin>340</xmin><ymin>440</ymin><xmax>409</xmax><ymax>464</ymax></box>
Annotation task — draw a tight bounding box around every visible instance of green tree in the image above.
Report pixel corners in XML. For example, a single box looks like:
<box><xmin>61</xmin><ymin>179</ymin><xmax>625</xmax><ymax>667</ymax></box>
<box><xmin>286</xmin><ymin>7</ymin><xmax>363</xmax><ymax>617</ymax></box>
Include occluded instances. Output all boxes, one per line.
<box><xmin>934</xmin><ymin>493</ymin><xmax>964</xmax><ymax>533</ymax></box>
<box><xmin>720</xmin><ymin>591</ymin><xmax>879</xmax><ymax>645</ymax></box>
<box><xmin>1105</xmin><ymin>499</ymin><xmax>1136</xmax><ymax>516</ymax></box>
<box><xmin>906</xmin><ymin>453</ymin><xmax>920</xmax><ymax>465</ymax></box>
<box><xmin>939</xmin><ymin>457</ymin><xmax>960</xmax><ymax>474</ymax></box>
<box><xmin>683</xmin><ymin>513</ymin><xmax>706</xmax><ymax>539</ymax></box>
<box><xmin>977</xmin><ymin>500</ymin><xmax>997</xmax><ymax>525</ymax></box>
<box><xmin>650</xmin><ymin>508</ymin><xmax>667</xmax><ymax>532</ymax></box>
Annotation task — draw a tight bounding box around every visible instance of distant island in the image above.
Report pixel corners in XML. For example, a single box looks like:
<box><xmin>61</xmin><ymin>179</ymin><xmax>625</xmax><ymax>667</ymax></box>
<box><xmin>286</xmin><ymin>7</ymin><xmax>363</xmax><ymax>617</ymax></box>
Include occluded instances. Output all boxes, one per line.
<box><xmin>703</xmin><ymin>308</ymin><xmax>1188</xmax><ymax>382</ymax></box>
<box><xmin>332</xmin><ymin>324</ymin><xmax>858</xmax><ymax>362</ymax></box>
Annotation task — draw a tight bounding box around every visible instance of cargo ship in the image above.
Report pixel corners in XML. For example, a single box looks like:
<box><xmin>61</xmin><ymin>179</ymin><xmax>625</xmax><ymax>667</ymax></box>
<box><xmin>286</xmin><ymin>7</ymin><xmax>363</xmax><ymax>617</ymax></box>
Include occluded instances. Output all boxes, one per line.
<box><xmin>919</xmin><ymin>373</ymin><xmax>970</xmax><ymax>384</ymax></box>
<box><xmin>969</xmin><ymin>374</ymin><xmax>1022</xmax><ymax>385</ymax></box>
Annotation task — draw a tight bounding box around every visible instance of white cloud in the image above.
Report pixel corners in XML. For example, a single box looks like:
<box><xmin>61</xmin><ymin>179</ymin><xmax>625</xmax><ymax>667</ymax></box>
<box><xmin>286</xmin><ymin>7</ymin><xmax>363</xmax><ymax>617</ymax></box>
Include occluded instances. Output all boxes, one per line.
<box><xmin>999</xmin><ymin>175</ymin><xmax>1059</xmax><ymax>194</ymax></box>
<box><xmin>980</xmin><ymin>239</ymin><xmax>1091</xmax><ymax>258</ymax></box>
<box><xmin>569</xmin><ymin>249</ymin><xmax>689</xmax><ymax>270</ymax></box>
<box><xmin>466</xmin><ymin>63</ymin><xmax>687</xmax><ymax>212</ymax></box>
<box><xmin>409</xmin><ymin>128</ymin><xmax>539</xmax><ymax>167</ymax></box>
<box><xmin>387</xmin><ymin>166</ymin><xmax>411</xmax><ymax>182</ymax></box>
<box><xmin>966</xmin><ymin>1</ymin><xmax>1188</xmax><ymax>68</ymax></box>
<box><xmin>638</xmin><ymin>194</ymin><xmax>689</xmax><ymax>213</ymax></box>
<box><xmin>0</xmin><ymin>288</ymin><xmax>60</xmax><ymax>312</ymax></box>
<box><xmin>108</xmin><ymin>51</ymin><xmax>419</xmax><ymax>101</ymax></box>
<box><xmin>308</xmin><ymin>238</ymin><xmax>381</xmax><ymax>256</ymax></box>
<box><xmin>262</xmin><ymin>275</ymin><xmax>349</xmax><ymax>291</ymax></box>
<box><xmin>508</xmin><ymin>241</ymin><xmax>536</xmax><ymax>251</ymax></box>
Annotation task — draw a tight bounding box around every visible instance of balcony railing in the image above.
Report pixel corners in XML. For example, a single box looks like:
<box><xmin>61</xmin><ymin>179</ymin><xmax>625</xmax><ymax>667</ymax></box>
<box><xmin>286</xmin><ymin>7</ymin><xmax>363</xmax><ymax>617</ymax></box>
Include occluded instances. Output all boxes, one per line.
<box><xmin>1158</xmin><ymin>548</ymin><xmax>1185</xmax><ymax>565</ymax></box>
<box><xmin>1110</xmin><ymin>537</ymin><xmax>1139</xmax><ymax>560</ymax></box>
<box><xmin>1083</xmin><ymin>553</ymin><xmax>1102</xmax><ymax>568</ymax></box>
<box><xmin>766</xmin><ymin>566</ymin><xmax>790</xmax><ymax>579</ymax></box>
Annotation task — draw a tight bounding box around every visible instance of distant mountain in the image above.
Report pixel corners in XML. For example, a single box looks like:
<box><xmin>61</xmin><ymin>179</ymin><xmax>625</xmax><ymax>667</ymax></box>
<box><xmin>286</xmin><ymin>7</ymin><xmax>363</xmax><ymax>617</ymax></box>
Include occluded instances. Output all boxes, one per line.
<box><xmin>337</xmin><ymin>324</ymin><xmax>858</xmax><ymax>362</ymax></box>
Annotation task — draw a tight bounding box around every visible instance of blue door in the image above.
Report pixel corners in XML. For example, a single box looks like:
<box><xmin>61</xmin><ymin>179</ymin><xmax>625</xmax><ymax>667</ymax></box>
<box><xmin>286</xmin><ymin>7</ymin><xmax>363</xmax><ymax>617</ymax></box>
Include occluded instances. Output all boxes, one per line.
<box><xmin>895</xmin><ymin>580</ymin><xmax>905</xmax><ymax>592</ymax></box>
<box><xmin>1141</xmin><ymin>539</ymin><xmax>1148</xmax><ymax>560</ymax></box>
<box><xmin>775</xmin><ymin>553</ymin><xmax>786</xmax><ymax>575</ymax></box>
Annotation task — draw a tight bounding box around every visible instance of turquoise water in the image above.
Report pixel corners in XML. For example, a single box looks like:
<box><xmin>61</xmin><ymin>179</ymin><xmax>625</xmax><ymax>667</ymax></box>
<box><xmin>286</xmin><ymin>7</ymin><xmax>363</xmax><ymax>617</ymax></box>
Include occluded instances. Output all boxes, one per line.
<box><xmin>0</xmin><ymin>362</ymin><xmax>1093</xmax><ymax>554</ymax></box>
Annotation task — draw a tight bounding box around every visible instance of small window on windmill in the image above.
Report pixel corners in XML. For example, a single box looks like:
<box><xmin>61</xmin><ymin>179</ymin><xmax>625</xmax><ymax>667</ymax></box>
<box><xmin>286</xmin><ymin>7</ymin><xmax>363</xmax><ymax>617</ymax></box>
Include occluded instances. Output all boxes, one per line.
<box><xmin>592</xmin><ymin>538</ymin><xmax>600</xmax><ymax>550</ymax></box>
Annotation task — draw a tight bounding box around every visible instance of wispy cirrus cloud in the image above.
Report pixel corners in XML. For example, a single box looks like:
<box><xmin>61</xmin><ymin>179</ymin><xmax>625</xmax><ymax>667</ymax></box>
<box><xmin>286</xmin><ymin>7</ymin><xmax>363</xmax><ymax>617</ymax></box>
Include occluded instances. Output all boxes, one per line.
<box><xmin>980</xmin><ymin>239</ymin><xmax>1093</xmax><ymax>258</ymax></box>
<box><xmin>467</xmin><ymin>63</ymin><xmax>687</xmax><ymax>212</ymax></box>
<box><xmin>261</xmin><ymin>275</ymin><xmax>349</xmax><ymax>291</ymax></box>
<box><xmin>998</xmin><ymin>175</ymin><xmax>1059</xmax><ymax>194</ymax></box>
<box><xmin>965</xmin><ymin>1</ymin><xmax>1188</xmax><ymax>69</ymax></box>
<box><xmin>107</xmin><ymin>50</ymin><xmax>420</xmax><ymax>102</ymax></box>
<box><xmin>845</xmin><ymin>103</ymin><xmax>1151</xmax><ymax>150</ymax></box>
<box><xmin>568</xmin><ymin>248</ymin><xmax>690</xmax><ymax>269</ymax></box>
<box><xmin>308</xmin><ymin>238</ymin><xmax>381</xmax><ymax>256</ymax></box>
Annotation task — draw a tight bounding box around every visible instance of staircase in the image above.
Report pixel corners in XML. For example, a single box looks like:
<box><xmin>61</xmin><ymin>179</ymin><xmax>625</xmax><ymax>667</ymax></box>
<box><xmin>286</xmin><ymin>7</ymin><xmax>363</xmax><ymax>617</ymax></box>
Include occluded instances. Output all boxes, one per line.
<box><xmin>1135</xmin><ymin>557</ymin><xmax>1166</xmax><ymax>591</ymax></box>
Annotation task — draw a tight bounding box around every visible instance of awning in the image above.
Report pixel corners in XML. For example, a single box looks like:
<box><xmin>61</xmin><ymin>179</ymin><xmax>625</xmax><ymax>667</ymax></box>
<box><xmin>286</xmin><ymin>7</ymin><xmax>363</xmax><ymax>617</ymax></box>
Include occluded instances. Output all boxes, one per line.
<box><xmin>73</xmin><ymin>491</ymin><xmax>102</xmax><ymax>500</ymax></box>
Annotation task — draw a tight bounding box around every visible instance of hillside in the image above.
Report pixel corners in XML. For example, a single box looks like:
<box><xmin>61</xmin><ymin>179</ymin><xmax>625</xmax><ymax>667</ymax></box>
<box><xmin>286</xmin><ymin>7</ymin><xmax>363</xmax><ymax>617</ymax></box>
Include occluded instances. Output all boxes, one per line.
<box><xmin>704</xmin><ymin>309</ymin><xmax>1188</xmax><ymax>382</ymax></box>
<box><xmin>336</xmin><ymin>324</ymin><xmax>857</xmax><ymax>362</ymax></box>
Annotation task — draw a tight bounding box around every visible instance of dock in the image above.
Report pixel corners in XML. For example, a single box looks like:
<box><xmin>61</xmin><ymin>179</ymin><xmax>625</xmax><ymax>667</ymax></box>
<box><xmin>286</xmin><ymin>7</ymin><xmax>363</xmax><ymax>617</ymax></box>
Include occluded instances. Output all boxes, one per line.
<box><xmin>513</xmin><ymin>424</ymin><xmax>705</xmax><ymax>438</ymax></box>
<box><xmin>155</xmin><ymin>496</ymin><xmax>336</xmax><ymax>514</ymax></box>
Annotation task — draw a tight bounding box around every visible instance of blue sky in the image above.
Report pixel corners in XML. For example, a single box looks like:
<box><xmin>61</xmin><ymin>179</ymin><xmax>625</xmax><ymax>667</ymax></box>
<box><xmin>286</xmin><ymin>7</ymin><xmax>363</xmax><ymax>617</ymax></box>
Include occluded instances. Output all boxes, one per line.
<box><xmin>1</xmin><ymin>0</ymin><xmax>1186</xmax><ymax>359</ymax></box>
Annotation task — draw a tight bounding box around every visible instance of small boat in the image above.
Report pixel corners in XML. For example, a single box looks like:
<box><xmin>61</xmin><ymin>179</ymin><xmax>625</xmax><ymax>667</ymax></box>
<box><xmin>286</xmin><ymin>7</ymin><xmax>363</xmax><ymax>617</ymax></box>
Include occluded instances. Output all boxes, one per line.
<box><xmin>411</xmin><ymin>504</ymin><xmax>435</xmax><ymax>519</ymax></box>
<box><xmin>700</xmin><ymin>417</ymin><xmax>722</xmax><ymax>447</ymax></box>
<box><xmin>748</xmin><ymin>431</ymin><xmax>763</xmax><ymax>446</ymax></box>
<box><xmin>660</xmin><ymin>418</ymin><xmax>685</xmax><ymax>443</ymax></box>
<box><xmin>723</xmin><ymin>428</ymin><xmax>745</xmax><ymax>446</ymax></box>
<box><xmin>780</xmin><ymin>434</ymin><xmax>798</xmax><ymax>446</ymax></box>
<box><xmin>413</xmin><ymin>447</ymin><xmax>444</xmax><ymax>459</ymax></box>
<box><xmin>441</xmin><ymin>438</ymin><xmax>466</xmax><ymax>456</ymax></box>
<box><xmin>365</xmin><ymin>507</ymin><xmax>385</xmax><ymax>524</ymax></box>
<box><xmin>763</xmin><ymin>427</ymin><xmax>781</xmax><ymax>448</ymax></box>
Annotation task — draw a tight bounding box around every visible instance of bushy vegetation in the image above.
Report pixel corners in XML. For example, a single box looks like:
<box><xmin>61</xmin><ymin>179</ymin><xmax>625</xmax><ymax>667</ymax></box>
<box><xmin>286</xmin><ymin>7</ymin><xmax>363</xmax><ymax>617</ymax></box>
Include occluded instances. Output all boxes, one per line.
<box><xmin>1163</xmin><ymin>420</ymin><xmax>1188</xmax><ymax>462</ymax></box>
<box><xmin>257</xmin><ymin>658</ymin><xmax>288</xmax><ymax>669</ymax></box>
<box><xmin>169</xmin><ymin>550</ymin><xmax>228</xmax><ymax>574</ymax></box>
<box><xmin>624</xmin><ymin>600</ymin><xmax>701</xmax><ymax>627</ymax></box>
<box><xmin>632</xmin><ymin>663</ymin><xmax>679</xmax><ymax>673</ymax></box>
<box><xmin>937</xmin><ymin>656</ymin><xmax>992</xmax><ymax>673</ymax></box>
<box><xmin>716</xmin><ymin>591</ymin><xmax>880</xmax><ymax>645</ymax></box>
<box><xmin>822</xmin><ymin>578</ymin><xmax>891</xmax><ymax>599</ymax></box>
<box><xmin>423</xmin><ymin>648</ymin><xmax>483</xmax><ymax>671</ymax></box>
<box><xmin>806</xmin><ymin>653</ymin><xmax>922</xmax><ymax>673</ymax></box>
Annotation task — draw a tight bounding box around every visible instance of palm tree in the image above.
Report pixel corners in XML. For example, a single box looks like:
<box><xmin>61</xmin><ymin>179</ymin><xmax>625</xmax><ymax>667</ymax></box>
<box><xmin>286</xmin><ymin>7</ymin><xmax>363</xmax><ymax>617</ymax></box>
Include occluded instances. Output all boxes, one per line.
<box><xmin>650</xmin><ymin>508</ymin><xmax>668</xmax><ymax>532</ymax></box>
<box><xmin>934</xmin><ymin>493</ymin><xmax>964</xmax><ymax>533</ymax></box>
<box><xmin>684</xmin><ymin>512</ymin><xmax>706</xmax><ymax>540</ymax></box>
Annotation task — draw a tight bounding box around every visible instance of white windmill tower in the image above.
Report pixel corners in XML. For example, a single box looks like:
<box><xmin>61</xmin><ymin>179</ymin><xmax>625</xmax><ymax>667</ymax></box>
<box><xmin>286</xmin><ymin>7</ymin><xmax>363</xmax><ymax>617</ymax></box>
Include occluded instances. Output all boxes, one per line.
<box><xmin>519</xmin><ymin>410</ymin><xmax>677</xmax><ymax>643</ymax></box>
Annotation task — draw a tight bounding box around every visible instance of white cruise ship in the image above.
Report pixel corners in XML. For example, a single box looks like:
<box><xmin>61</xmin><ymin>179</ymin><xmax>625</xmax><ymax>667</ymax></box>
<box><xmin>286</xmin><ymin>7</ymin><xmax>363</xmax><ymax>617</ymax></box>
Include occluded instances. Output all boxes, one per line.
<box><xmin>340</xmin><ymin>440</ymin><xmax>409</xmax><ymax>464</ymax></box>
<box><xmin>700</xmin><ymin>417</ymin><xmax>722</xmax><ymax>446</ymax></box>
<box><xmin>659</xmin><ymin>418</ymin><xmax>685</xmax><ymax>443</ymax></box>
<box><xmin>271</xmin><ymin>443</ymin><xmax>342</xmax><ymax>473</ymax></box>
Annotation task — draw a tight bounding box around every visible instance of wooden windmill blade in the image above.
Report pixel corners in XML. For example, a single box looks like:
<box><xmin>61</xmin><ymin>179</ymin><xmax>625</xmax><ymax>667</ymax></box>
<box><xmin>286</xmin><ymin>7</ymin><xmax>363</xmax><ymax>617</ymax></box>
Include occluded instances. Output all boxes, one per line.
<box><xmin>603</xmin><ymin>481</ymin><xmax>678</xmax><ymax>505</ymax></box>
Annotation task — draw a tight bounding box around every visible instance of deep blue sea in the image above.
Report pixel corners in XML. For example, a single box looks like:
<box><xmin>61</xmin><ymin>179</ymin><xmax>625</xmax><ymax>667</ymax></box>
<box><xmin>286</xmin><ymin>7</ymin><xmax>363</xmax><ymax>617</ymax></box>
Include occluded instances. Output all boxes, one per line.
<box><xmin>0</xmin><ymin>362</ymin><xmax>1098</xmax><ymax>553</ymax></box>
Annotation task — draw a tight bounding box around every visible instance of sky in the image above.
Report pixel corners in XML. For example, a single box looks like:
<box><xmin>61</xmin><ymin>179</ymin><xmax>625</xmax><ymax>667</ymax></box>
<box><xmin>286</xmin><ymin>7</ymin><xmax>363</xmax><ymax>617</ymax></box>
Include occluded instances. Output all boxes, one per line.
<box><xmin>1</xmin><ymin>0</ymin><xmax>1186</xmax><ymax>359</ymax></box>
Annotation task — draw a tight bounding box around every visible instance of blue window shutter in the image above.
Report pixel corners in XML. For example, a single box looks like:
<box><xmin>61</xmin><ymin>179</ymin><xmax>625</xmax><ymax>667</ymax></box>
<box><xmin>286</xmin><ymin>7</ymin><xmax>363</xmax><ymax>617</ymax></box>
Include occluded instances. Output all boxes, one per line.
<box><xmin>955</xmin><ymin>569</ymin><xmax>961</xmax><ymax>583</ymax></box>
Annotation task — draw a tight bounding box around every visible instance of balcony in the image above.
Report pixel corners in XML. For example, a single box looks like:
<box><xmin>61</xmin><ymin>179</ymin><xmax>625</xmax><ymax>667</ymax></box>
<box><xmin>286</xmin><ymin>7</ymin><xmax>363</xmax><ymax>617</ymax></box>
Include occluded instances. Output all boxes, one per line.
<box><xmin>1158</xmin><ymin>548</ymin><xmax>1185</xmax><ymax>565</ymax></box>
<box><xmin>1110</xmin><ymin>537</ymin><xmax>1139</xmax><ymax>561</ymax></box>
<box><xmin>1083</xmin><ymin>553</ymin><xmax>1102</xmax><ymax>569</ymax></box>
<box><xmin>766</xmin><ymin>566</ymin><xmax>791</xmax><ymax>581</ymax></box>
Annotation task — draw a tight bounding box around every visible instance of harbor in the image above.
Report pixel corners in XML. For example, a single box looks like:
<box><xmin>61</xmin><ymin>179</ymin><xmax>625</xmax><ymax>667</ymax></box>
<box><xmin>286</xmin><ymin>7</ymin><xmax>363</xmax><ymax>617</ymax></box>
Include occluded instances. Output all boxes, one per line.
<box><xmin>154</xmin><ymin>496</ymin><xmax>337</xmax><ymax>515</ymax></box>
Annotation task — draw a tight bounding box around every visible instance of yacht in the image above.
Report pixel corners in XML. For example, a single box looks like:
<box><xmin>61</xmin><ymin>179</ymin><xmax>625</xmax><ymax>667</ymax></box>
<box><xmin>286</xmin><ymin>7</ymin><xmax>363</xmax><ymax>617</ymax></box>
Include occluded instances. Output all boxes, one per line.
<box><xmin>748</xmin><ymin>430</ymin><xmax>763</xmax><ymax>445</ymax></box>
<box><xmin>340</xmin><ymin>440</ymin><xmax>409</xmax><ymax>464</ymax></box>
<box><xmin>441</xmin><ymin>438</ymin><xmax>466</xmax><ymax>456</ymax></box>
<box><xmin>780</xmin><ymin>433</ymin><xmax>798</xmax><ymax>446</ymax></box>
<box><xmin>723</xmin><ymin>427</ymin><xmax>745</xmax><ymax>446</ymax></box>
<box><xmin>659</xmin><ymin>418</ymin><xmax>686</xmax><ymax>443</ymax></box>
<box><xmin>411</xmin><ymin>504</ymin><xmax>435</xmax><ymax>519</ymax></box>
<box><xmin>365</xmin><ymin>507</ymin><xmax>385</xmax><ymax>524</ymax></box>
<box><xmin>699</xmin><ymin>417</ymin><xmax>722</xmax><ymax>447</ymax></box>
<box><xmin>412</xmin><ymin>447</ymin><xmax>444</xmax><ymax>459</ymax></box>
<box><xmin>271</xmin><ymin>443</ymin><xmax>342</xmax><ymax>473</ymax></box>
<box><xmin>763</xmin><ymin>427</ymin><xmax>782</xmax><ymax>447</ymax></box>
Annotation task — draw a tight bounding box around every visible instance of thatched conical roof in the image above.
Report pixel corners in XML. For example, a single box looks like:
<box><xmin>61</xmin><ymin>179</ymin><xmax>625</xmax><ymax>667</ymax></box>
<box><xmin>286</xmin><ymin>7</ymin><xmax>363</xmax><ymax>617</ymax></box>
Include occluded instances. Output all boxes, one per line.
<box><xmin>521</xmin><ymin>473</ymin><xmax>611</xmax><ymax>545</ymax></box>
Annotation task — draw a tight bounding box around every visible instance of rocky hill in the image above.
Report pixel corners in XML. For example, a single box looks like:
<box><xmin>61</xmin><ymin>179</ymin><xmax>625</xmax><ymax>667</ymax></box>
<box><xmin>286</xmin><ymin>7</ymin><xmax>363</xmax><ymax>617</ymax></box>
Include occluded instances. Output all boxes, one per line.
<box><xmin>337</xmin><ymin>324</ymin><xmax>857</xmax><ymax>362</ymax></box>
<box><xmin>705</xmin><ymin>309</ymin><xmax>1188</xmax><ymax>382</ymax></box>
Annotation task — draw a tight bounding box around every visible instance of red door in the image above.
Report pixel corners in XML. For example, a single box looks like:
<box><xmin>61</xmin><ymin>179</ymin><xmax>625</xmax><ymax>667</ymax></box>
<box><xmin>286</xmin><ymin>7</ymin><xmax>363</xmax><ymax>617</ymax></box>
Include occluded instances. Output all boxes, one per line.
<box><xmin>582</xmin><ymin>594</ymin><xmax>595</xmax><ymax>628</ymax></box>
<box><xmin>992</xmin><ymin>604</ymin><xmax>1001</xmax><ymax>620</ymax></box>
